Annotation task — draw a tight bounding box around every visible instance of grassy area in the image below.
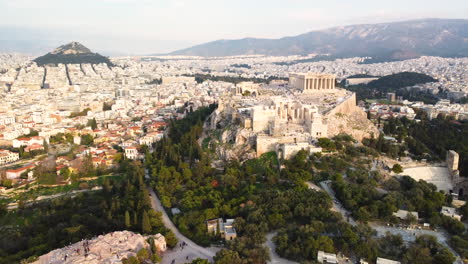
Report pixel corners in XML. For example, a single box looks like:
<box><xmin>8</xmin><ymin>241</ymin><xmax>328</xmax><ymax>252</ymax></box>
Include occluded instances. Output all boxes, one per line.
<box><xmin>6</xmin><ymin>174</ymin><xmax>124</xmax><ymax>202</ymax></box>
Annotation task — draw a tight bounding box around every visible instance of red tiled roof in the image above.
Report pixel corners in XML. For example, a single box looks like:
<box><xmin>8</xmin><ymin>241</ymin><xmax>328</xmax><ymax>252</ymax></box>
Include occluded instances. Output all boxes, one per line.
<box><xmin>7</xmin><ymin>164</ymin><xmax>35</xmax><ymax>173</ymax></box>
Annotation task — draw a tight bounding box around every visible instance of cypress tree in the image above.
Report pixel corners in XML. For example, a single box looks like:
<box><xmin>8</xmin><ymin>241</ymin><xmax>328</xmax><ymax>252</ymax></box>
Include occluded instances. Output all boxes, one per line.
<box><xmin>133</xmin><ymin>211</ymin><xmax>138</xmax><ymax>226</ymax></box>
<box><xmin>125</xmin><ymin>210</ymin><xmax>131</xmax><ymax>228</ymax></box>
<box><xmin>141</xmin><ymin>210</ymin><xmax>152</xmax><ymax>234</ymax></box>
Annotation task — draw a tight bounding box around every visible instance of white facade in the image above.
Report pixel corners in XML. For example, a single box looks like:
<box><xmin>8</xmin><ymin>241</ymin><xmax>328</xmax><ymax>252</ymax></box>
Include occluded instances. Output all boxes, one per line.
<box><xmin>441</xmin><ymin>206</ymin><xmax>462</xmax><ymax>221</ymax></box>
<box><xmin>124</xmin><ymin>147</ymin><xmax>138</xmax><ymax>160</ymax></box>
<box><xmin>317</xmin><ymin>251</ymin><xmax>338</xmax><ymax>264</ymax></box>
<box><xmin>12</xmin><ymin>136</ymin><xmax>44</xmax><ymax>148</ymax></box>
<box><xmin>376</xmin><ymin>258</ymin><xmax>401</xmax><ymax>264</ymax></box>
<box><xmin>0</xmin><ymin>149</ymin><xmax>19</xmax><ymax>165</ymax></box>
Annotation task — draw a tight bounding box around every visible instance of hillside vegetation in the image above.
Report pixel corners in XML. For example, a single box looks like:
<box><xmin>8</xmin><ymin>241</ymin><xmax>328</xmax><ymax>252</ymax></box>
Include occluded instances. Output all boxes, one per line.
<box><xmin>34</xmin><ymin>42</ymin><xmax>113</xmax><ymax>66</ymax></box>
<box><xmin>367</xmin><ymin>72</ymin><xmax>437</xmax><ymax>90</ymax></box>
<box><xmin>345</xmin><ymin>72</ymin><xmax>439</xmax><ymax>103</ymax></box>
<box><xmin>34</xmin><ymin>53</ymin><xmax>113</xmax><ymax>66</ymax></box>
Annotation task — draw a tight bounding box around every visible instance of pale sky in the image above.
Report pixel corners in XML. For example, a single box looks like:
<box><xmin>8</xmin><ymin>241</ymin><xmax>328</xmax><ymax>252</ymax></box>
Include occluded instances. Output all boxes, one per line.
<box><xmin>0</xmin><ymin>0</ymin><xmax>467</xmax><ymax>54</ymax></box>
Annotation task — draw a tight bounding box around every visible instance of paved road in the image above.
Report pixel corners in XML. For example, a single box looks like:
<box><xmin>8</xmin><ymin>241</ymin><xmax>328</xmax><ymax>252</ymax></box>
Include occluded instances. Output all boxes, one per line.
<box><xmin>265</xmin><ymin>232</ymin><xmax>298</xmax><ymax>264</ymax></box>
<box><xmin>147</xmin><ymin>187</ymin><xmax>216</xmax><ymax>263</ymax></box>
<box><xmin>317</xmin><ymin>181</ymin><xmax>357</xmax><ymax>226</ymax></box>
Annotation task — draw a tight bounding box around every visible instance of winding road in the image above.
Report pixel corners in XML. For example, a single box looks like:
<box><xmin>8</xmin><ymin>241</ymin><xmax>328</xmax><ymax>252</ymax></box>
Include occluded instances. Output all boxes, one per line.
<box><xmin>147</xmin><ymin>187</ymin><xmax>217</xmax><ymax>263</ymax></box>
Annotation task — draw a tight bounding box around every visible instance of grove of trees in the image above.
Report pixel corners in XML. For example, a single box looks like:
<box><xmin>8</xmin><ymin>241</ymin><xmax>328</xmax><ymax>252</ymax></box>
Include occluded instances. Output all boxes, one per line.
<box><xmin>0</xmin><ymin>160</ymin><xmax>176</xmax><ymax>264</ymax></box>
<box><xmin>143</xmin><ymin>105</ymin><xmax>458</xmax><ymax>263</ymax></box>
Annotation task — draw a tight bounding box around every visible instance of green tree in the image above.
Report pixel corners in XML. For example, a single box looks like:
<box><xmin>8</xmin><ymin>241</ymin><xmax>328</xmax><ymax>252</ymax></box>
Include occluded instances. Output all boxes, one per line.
<box><xmin>434</xmin><ymin>247</ymin><xmax>456</xmax><ymax>264</ymax></box>
<box><xmin>78</xmin><ymin>153</ymin><xmax>95</xmax><ymax>178</ymax></box>
<box><xmin>318</xmin><ymin>138</ymin><xmax>336</xmax><ymax>151</ymax></box>
<box><xmin>136</xmin><ymin>248</ymin><xmax>149</xmax><ymax>262</ymax></box>
<box><xmin>59</xmin><ymin>167</ymin><xmax>71</xmax><ymax>181</ymax></box>
<box><xmin>122</xmin><ymin>256</ymin><xmax>140</xmax><ymax>264</ymax></box>
<box><xmin>191</xmin><ymin>259</ymin><xmax>210</xmax><ymax>264</ymax></box>
<box><xmin>165</xmin><ymin>230</ymin><xmax>178</xmax><ymax>248</ymax></box>
<box><xmin>125</xmin><ymin>211</ymin><xmax>131</xmax><ymax>228</ymax></box>
<box><xmin>87</xmin><ymin>118</ymin><xmax>98</xmax><ymax>130</ymax></box>
<box><xmin>214</xmin><ymin>249</ymin><xmax>243</xmax><ymax>264</ymax></box>
<box><xmin>80</xmin><ymin>134</ymin><xmax>94</xmax><ymax>146</ymax></box>
<box><xmin>392</xmin><ymin>164</ymin><xmax>403</xmax><ymax>174</ymax></box>
<box><xmin>402</xmin><ymin>246</ymin><xmax>432</xmax><ymax>264</ymax></box>
<box><xmin>142</xmin><ymin>211</ymin><xmax>152</xmax><ymax>234</ymax></box>
<box><xmin>103</xmin><ymin>102</ymin><xmax>113</xmax><ymax>111</ymax></box>
<box><xmin>43</xmin><ymin>139</ymin><xmax>49</xmax><ymax>153</ymax></box>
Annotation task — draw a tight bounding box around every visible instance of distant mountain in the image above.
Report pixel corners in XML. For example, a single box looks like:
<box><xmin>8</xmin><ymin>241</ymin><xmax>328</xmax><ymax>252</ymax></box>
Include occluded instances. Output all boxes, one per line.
<box><xmin>168</xmin><ymin>19</ymin><xmax>468</xmax><ymax>59</ymax></box>
<box><xmin>34</xmin><ymin>42</ymin><xmax>113</xmax><ymax>66</ymax></box>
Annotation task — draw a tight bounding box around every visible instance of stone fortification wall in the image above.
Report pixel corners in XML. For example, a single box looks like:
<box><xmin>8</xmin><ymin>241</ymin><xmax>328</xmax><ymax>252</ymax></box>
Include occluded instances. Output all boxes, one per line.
<box><xmin>326</xmin><ymin>93</ymin><xmax>379</xmax><ymax>141</ymax></box>
<box><xmin>256</xmin><ymin>135</ymin><xmax>282</xmax><ymax>157</ymax></box>
<box><xmin>326</xmin><ymin>93</ymin><xmax>360</xmax><ymax>116</ymax></box>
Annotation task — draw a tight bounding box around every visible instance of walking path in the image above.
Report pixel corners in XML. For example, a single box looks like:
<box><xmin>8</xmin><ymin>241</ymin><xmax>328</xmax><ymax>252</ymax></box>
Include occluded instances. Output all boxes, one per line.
<box><xmin>314</xmin><ymin>181</ymin><xmax>357</xmax><ymax>226</ymax></box>
<box><xmin>147</xmin><ymin>187</ymin><xmax>217</xmax><ymax>263</ymax></box>
<box><xmin>265</xmin><ymin>232</ymin><xmax>298</xmax><ymax>264</ymax></box>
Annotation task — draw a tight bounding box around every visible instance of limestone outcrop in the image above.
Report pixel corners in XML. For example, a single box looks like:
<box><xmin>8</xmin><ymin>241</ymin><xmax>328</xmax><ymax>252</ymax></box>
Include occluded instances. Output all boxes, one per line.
<box><xmin>33</xmin><ymin>231</ymin><xmax>166</xmax><ymax>264</ymax></box>
<box><xmin>325</xmin><ymin>93</ymin><xmax>379</xmax><ymax>141</ymax></box>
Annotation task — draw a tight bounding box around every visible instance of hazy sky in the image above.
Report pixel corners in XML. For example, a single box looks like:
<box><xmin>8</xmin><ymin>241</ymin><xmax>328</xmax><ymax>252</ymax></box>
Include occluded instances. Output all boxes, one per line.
<box><xmin>0</xmin><ymin>0</ymin><xmax>467</xmax><ymax>54</ymax></box>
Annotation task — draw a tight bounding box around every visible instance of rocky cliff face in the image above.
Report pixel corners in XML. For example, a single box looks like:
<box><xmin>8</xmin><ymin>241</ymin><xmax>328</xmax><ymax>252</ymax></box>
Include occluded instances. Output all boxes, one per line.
<box><xmin>326</xmin><ymin>110</ymin><xmax>378</xmax><ymax>141</ymax></box>
<box><xmin>203</xmin><ymin>94</ymin><xmax>378</xmax><ymax>162</ymax></box>
<box><xmin>203</xmin><ymin>109</ymin><xmax>257</xmax><ymax>162</ymax></box>
<box><xmin>51</xmin><ymin>42</ymin><xmax>92</xmax><ymax>55</ymax></box>
<box><xmin>34</xmin><ymin>231</ymin><xmax>166</xmax><ymax>264</ymax></box>
<box><xmin>326</xmin><ymin>93</ymin><xmax>379</xmax><ymax>141</ymax></box>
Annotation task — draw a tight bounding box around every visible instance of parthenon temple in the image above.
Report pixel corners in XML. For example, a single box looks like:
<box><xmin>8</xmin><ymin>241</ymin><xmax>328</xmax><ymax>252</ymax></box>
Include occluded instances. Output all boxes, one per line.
<box><xmin>289</xmin><ymin>73</ymin><xmax>336</xmax><ymax>93</ymax></box>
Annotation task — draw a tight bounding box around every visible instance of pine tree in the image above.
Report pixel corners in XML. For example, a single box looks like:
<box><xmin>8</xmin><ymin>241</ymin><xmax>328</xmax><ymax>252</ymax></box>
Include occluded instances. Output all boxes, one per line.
<box><xmin>141</xmin><ymin>210</ymin><xmax>152</xmax><ymax>234</ymax></box>
<box><xmin>125</xmin><ymin>210</ymin><xmax>131</xmax><ymax>228</ymax></box>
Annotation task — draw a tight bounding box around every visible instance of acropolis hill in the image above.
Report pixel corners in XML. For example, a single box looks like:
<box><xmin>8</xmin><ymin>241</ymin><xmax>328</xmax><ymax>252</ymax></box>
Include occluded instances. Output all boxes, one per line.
<box><xmin>205</xmin><ymin>73</ymin><xmax>378</xmax><ymax>161</ymax></box>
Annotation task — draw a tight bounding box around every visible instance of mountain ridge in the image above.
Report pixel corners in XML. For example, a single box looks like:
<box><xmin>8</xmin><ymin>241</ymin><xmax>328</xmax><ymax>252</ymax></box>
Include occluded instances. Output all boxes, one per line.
<box><xmin>166</xmin><ymin>18</ymin><xmax>468</xmax><ymax>59</ymax></box>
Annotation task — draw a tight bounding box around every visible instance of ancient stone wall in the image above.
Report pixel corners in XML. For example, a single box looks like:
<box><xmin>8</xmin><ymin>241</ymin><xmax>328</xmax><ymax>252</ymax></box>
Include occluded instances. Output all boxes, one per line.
<box><xmin>256</xmin><ymin>135</ymin><xmax>282</xmax><ymax>157</ymax></box>
<box><xmin>327</xmin><ymin>93</ymin><xmax>359</xmax><ymax>116</ymax></box>
<box><xmin>326</xmin><ymin>93</ymin><xmax>379</xmax><ymax>141</ymax></box>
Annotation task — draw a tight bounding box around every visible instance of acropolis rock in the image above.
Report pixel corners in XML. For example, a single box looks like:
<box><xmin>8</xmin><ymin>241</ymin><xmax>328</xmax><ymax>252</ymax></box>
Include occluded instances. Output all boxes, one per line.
<box><xmin>205</xmin><ymin>72</ymin><xmax>378</xmax><ymax>160</ymax></box>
